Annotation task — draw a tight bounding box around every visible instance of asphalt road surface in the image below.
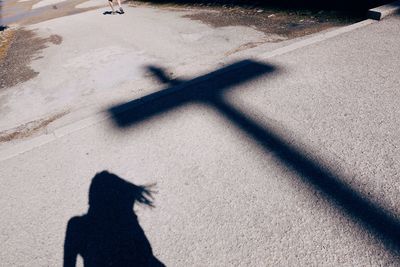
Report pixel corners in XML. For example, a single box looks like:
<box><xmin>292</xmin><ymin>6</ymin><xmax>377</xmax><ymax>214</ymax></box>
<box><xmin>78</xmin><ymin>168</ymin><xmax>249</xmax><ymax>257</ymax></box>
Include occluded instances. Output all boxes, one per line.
<box><xmin>1</xmin><ymin>2</ymin><xmax>400</xmax><ymax>266</ymax></box>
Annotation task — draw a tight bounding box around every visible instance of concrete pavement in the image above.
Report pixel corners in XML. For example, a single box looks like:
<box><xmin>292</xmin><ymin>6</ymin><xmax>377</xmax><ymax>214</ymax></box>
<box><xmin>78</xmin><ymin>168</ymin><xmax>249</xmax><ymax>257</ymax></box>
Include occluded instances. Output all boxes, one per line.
<box><xmin>1</xmin><ymin>4</ymin><xmax>294</xmax><ymax>150</ymax></box>
<box><xmin>1</xmin><ymin>3</ymin><xmax>400</xmax><ymax>267</ymax></box>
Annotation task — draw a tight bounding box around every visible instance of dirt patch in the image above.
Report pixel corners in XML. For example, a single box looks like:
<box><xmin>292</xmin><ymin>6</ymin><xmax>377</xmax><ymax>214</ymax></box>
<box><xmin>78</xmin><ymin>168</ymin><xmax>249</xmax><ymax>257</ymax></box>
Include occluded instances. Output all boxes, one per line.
<box><xmin>0</xmin><ymin>28</ymin><xmax>15</xmax><ymax>62</ymax></box>
<box><xmin>0</xmin><ymin>28</ymin><xmax>63</xmax><ymax>89</ymax></box>
<box><xmin>225</xmin><ymin>40</ymin><xmax>272</xmax><ymax>56</ymax></box>
<box><xmin>183</xmin><ymin>7</ymin><xmax>360</xmax><ymax>40</ymax></box>
<box><xmin>131</xmin><ymin>1</ymin><xmax>362</xmax><ymax>41</ymax></box>
<box><xmin>131</xmin><ymin>0</ymin><xmax>392</xmax><ymax>12</ymax></box>
<box><xmin>48</xmin><ymin>34</ymin><xmax>63</xmax><ymax>45</ymax></box>
<box><xmin>0</xmin><ymin>111</ymin><xmax>68</xmax><ymax>142</ymax></box>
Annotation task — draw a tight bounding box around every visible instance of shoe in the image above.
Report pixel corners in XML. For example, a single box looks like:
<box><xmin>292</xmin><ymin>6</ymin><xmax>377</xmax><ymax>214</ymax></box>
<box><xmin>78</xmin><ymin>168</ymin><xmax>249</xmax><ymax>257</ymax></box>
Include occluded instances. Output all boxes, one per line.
<box><xmin>111</xmin><ymin>11</ymin><xmax>116</xmax><ymax>15</ymax></box>
<box><xmin>119</xmin><ymin>7</ymin><xmax>124</xmax><ymax>14</ymax></box>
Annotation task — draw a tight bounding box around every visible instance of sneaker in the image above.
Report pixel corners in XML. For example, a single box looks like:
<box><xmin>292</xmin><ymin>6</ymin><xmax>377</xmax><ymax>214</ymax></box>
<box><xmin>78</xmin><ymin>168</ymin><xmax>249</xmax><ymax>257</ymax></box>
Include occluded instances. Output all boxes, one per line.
<box><xmin>119</xmin><ymin>7</ymin><xmax>124</xmax><ymax>14</ymax></box>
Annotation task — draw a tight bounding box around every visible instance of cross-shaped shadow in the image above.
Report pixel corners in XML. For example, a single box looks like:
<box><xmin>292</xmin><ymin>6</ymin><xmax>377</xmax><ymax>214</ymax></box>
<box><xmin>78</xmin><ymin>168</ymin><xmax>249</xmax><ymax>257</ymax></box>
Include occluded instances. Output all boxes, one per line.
<box><xmin>108</xmin><ymin>59</ymin><xmax>400</xmax><ymax>254</ymax></box>
<box><xmin>109</xmin><ymin>60</ymin><xmax>273</xmax><ymax>127</ymax></box>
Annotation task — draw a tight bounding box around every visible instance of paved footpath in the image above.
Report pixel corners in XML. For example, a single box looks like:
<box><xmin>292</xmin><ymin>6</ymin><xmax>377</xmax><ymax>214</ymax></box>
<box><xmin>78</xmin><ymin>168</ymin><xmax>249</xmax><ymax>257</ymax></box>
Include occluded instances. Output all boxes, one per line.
<box><xmin>0</xmin><ymin>4</ymin><xmax>289</xmax><ymax>136</ymax></box>
<box><xmin>1</xmin><ymin>9</ymin><xmax>400</xmax><ymax>267</ymax></box>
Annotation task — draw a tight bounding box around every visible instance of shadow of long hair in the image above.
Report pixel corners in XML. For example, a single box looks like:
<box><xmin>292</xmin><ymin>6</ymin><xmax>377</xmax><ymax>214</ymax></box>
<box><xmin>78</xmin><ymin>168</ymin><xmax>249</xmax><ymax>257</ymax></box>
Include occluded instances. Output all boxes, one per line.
<box><xmin>64</xmin><ymin>171</ymin><xmax>164</xmax><ymax>267</ymax></box>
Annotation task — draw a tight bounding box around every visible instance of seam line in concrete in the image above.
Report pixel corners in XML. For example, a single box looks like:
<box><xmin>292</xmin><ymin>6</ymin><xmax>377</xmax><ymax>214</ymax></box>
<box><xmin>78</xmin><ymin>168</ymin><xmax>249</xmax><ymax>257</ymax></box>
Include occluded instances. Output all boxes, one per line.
<box><xmin>0</xmin><ymin>19</ymin><xmax>376</xmax><ymax>162</ymax></box>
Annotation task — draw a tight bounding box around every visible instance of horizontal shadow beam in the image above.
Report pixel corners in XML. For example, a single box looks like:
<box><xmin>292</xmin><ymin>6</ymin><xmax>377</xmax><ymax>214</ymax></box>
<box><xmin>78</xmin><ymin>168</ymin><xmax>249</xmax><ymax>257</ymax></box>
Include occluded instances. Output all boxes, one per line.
<box><xmin>108</xmin><ymin>60</ymin><xmax>275</xmax><ymax>127</ymax></box>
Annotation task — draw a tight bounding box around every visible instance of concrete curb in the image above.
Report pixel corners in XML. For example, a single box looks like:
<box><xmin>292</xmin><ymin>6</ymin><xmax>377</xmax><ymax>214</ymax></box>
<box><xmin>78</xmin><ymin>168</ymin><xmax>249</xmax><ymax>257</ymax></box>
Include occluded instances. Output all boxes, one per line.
<box><xmin>0</xmin><ymin>19</ymin><xmax>377</xmax><ymax>162</ymax></box>
<box><xmin>259</xmin><ymin>19</ymin><xmax>375</xmax><ymax>59</ymax></box>
<box><xmin>0</xmin><ymin>112</ymin><xmax>110</xmax><ymax>162</ymax></box>
<box><xmin>368</xmin><ymin>0</ymin><xmax>400</xmax><ymax>20</ymax></box>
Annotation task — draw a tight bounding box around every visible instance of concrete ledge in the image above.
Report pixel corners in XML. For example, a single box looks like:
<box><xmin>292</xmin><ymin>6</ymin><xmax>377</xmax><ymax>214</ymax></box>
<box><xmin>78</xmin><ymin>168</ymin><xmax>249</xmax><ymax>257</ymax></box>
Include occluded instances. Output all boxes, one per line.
<box><xmin>368</xmin><ymin>0</ymin><xmax>400</xmax><ymax>20</ymax></box>
<box><xmin>0</xmin><ymin>133</ymin><xmax>56</xmax><ymax>162</ymax></box>
<box><xmin>260</xmin><ymin>19</ymin><xmax>375</xmax><ymax>59</ymax></box>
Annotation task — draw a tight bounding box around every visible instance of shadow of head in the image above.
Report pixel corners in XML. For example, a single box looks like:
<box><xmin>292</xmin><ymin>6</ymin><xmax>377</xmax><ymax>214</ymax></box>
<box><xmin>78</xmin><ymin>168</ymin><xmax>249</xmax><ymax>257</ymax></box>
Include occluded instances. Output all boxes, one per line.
<box><xmin>88</xmin><ymin>171</ymin><xmax>154</xmax><ymax>215</ymax></box>
<box><xmin>0</xmin><ymin>25</ymin><xmax>9</xmax><ymax>32</ymax></box>
<box><xmin>108</xmin><ymin>59</ymin><xmax>275</xmax><ymax>127</ymax></box>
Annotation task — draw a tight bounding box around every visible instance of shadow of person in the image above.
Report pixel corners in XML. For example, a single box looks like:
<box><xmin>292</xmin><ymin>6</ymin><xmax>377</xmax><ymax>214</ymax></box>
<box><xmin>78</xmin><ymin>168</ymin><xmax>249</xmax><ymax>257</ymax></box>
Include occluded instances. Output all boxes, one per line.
<box><xmin>103</xmin><ymin>11</ymin><xmax>123</xmax><ymax>15</ymax></box>
<box><xmin>64</xmin><ymin>171</ymin><xmax>165</xmax><ymax>267</ymax></box>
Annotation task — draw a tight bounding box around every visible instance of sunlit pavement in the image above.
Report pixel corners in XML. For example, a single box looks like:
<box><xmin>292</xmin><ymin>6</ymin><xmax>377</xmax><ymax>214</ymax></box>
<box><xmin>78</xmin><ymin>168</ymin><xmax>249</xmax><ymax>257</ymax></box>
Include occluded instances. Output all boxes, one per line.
<box><xmin>1</xmin><ymin>2</ymin><xmax>400</xmax><ymax>266</ymax></box>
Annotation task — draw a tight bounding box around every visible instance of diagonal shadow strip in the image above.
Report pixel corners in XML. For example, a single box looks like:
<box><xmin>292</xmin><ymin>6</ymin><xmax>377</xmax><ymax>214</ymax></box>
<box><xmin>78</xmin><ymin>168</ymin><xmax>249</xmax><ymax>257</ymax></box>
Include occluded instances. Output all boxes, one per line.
<box><xmin>211</xmin><ymin>96</ymin><xmax>400</xmax><ymax>251</ymax></box>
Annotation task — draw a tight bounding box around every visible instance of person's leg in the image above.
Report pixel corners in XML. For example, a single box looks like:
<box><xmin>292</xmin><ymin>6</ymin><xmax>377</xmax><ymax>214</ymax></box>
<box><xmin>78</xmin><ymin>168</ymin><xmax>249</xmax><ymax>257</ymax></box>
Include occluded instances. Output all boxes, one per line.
<box><xmin>116</xmin><ymin>0</ymin><xmax>124</xmax><ymax>13</ymax></box>
<box><xmin>108</xmin><ymin>0</ymin><xmax>115</xmax><ymax>13</ymax></box>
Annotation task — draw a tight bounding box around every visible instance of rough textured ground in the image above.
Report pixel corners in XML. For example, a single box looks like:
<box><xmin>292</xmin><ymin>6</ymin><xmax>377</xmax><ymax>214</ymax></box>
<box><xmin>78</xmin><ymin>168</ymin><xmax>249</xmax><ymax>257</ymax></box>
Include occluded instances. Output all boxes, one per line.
<box><xmin>133</xmin><ymin>1</ymin><xmax>361</xmax><ymax>39</ymax></box>
<box><xmin>1</xmin><ymin>16</ymin><xmax>400</xmax><ymax>266</ymax></box>
<box><xmin>0</xmin><ymin>2</ymin><xmax>358</xmax><ymax>144</ymax></box>
<box><xmin>0</xmin><ymin>28</ymin><xmax>62</xmax><ymax>89</ymax></box>
<box><xmin>0</xmin><ymin>28</ymin><xmax>14</xmax><ymax>61</ymax></box>
<box><xmin>0</xmin><ymin>0</ymin><xmax>362</xmax><ymax>143</ymax></box>
<box><xmin>1</xmin><ymin>0</ymin><xmax>400</xmax><ymax>265</ymax></box>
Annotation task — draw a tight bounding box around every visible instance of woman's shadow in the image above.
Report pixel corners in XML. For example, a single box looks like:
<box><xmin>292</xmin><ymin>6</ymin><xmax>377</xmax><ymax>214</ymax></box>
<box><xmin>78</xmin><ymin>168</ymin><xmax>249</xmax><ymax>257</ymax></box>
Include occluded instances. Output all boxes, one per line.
<box><xmin>64</xmin><ymin>171</ymin><xmax>165</xmax><ymax>267</ymax></box>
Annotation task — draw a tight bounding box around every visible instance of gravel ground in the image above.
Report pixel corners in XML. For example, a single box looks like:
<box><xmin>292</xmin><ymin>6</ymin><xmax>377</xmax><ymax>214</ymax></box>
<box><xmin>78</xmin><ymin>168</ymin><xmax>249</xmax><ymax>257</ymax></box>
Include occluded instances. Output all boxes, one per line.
<box><xmin>130</xmin><ymin>1</ymin><xmax>363</xmax><ymax>39</ymax></box>
<box><xmin>0</xmin><ymin>28</ymin><xmax>62</xmax><ymax>89</ymax></box>
<box><xmin>0</xmin><ymin>0</ymin><xmax>364</xmax><ymax>92</ymax></box>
